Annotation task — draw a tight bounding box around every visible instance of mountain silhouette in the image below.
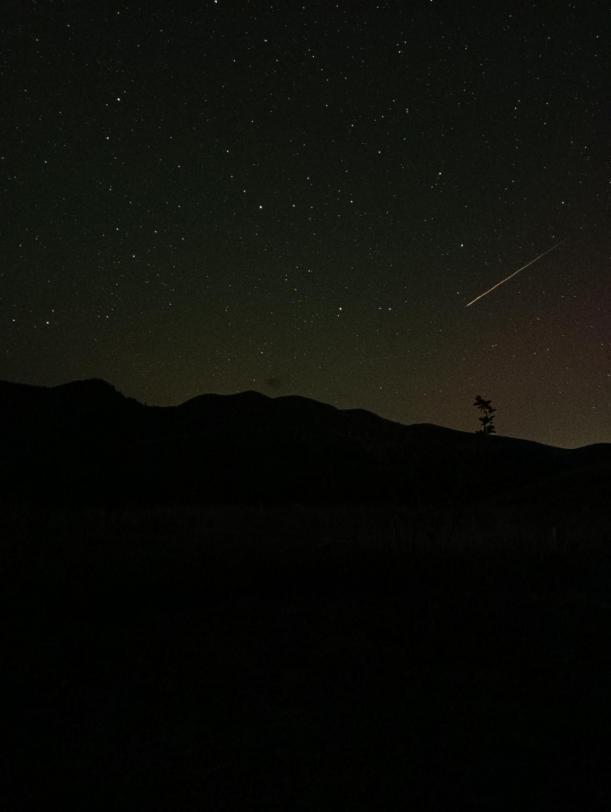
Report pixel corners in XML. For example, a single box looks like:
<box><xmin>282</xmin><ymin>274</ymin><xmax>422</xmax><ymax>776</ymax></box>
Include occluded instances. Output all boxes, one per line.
<box><xmin>4</xmin><ymin>381</ymin><xmax>611</xmax><ymax>812</ymax></box>
<box><xmin>1</xmin><ymin>378</ymin><xmax>609</xmax><ymax>508</ymax></box>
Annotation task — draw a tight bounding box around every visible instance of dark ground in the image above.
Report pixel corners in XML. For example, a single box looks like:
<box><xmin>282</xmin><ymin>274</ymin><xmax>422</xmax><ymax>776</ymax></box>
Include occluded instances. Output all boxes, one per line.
<box><xmin>4</xmin><ymin>503</ymin><xmax>611</xmax><ymax>810</ymax></box>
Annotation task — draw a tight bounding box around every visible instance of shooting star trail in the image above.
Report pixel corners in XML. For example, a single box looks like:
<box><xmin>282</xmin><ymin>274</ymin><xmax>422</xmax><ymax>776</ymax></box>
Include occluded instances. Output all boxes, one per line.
<box><xmin>465</xmin><ymin>238</ymin><xmax>567</xmax><ymax>308</ymax></box>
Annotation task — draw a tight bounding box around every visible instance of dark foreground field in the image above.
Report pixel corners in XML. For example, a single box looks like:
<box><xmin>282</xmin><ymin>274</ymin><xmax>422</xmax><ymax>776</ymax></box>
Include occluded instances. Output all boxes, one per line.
<box><xmin>4</xmin><ymin>503</ymin><xmax>611</xmax><ymax>810</ymax></box>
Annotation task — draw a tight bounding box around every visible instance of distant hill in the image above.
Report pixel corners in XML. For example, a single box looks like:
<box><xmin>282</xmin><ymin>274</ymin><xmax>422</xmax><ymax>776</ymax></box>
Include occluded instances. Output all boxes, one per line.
<box><xmin>1</xmin><ymin>378</ymin><xmax>609</xmax><ymax>509</ymax></box>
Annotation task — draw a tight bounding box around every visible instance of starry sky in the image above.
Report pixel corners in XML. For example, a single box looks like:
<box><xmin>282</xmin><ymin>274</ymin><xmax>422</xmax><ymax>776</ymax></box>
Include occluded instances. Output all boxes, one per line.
<box><xmin>2</xmin><ymin>0</ymin><xmax>609</xmax><ymax>447</ymax></box>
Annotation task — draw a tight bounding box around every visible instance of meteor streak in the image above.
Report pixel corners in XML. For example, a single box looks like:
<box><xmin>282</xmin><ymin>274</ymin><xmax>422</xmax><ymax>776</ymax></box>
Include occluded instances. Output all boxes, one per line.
<box><xmin>465</xmin><ymin>238</ymin><xmax>567</xmax><ymax>308</ymax></box>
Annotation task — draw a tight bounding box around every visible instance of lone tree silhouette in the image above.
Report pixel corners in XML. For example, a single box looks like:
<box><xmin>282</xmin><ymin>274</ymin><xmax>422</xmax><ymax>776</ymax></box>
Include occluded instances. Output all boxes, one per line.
<box><xmin>474</xmin><ymin>395</ymin><xmax>496</xmax><ymax>435</ymax></box>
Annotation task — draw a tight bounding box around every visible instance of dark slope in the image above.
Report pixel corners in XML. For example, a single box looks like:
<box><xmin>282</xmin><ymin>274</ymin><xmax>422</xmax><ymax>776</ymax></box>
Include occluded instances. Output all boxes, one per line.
<box><xmin>3</xmin><ymin>382</ymin><xmax>611</xmax><ymax>811</ymax></box>
<box><xmin>0</xmin><ymin>378</ymin><xmax>609</xmax><ymax>507</ymax></box>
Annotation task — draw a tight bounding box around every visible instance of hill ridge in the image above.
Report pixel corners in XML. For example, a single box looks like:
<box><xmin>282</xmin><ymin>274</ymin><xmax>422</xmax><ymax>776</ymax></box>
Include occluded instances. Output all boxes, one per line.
<box><xmin>1</xmin><ymin>377</ymin><xmax>609</xmax><ymax>508</ymax></box>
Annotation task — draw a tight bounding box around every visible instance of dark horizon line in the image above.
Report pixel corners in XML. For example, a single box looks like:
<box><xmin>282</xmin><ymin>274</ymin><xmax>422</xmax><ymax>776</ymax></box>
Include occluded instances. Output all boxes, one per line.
<box><xmin>1</xmin><ymin>374</ymin><xmax>608</xmax><ymax>453</ymax></box>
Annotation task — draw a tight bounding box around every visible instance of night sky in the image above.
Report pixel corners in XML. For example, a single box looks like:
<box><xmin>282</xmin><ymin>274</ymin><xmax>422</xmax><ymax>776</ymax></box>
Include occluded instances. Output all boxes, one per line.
<box><xmin>2</xmin><ymin>1</ymin><xmax>609</xmax><ymax>447</ymax></box>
